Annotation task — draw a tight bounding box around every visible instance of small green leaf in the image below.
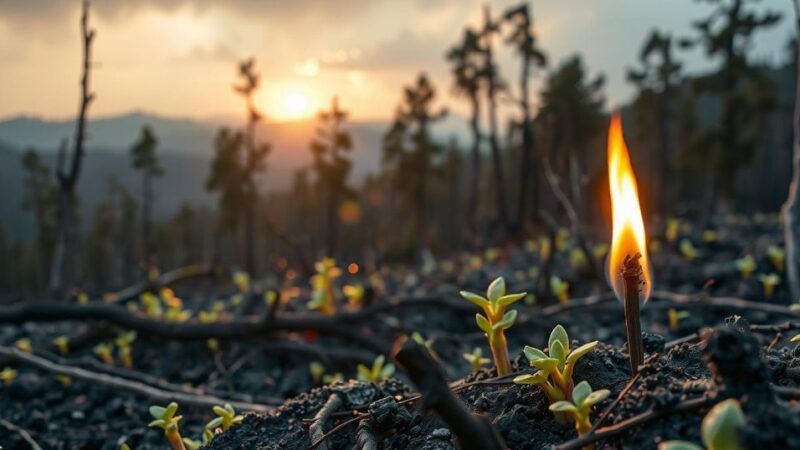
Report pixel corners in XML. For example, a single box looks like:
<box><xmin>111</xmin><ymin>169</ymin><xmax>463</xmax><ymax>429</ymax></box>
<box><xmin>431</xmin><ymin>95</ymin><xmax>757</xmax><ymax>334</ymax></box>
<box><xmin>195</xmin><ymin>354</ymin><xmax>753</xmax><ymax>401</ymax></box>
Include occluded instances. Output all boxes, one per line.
<box><xmin>460</xmin><ymin>291</ymin><xmax>490</xmax><ymax>309</ymax></box>
<box><xmin>497</xmin><ymin>293</ymin><xmax>527</xmax><ymax>307</ymax></box>
<box><xmin>549</xmin><ymin>401</ymin><xmax>578</xmax><ymax>413</ymax></box>
<box><xmin>475</xmin><ymin>313</ymin><xmax>492</xmax><ymax>334</ymax></box>
<box><xmin>212</xmin><ymin>405</ymin><xmax>227</xmax><ymax>417</ymax></box>
<box><xmin>513</xmin><ymin>371</ymin><xmax>547</xmax><ymax>385</ymax></box>
<box><xmin>381</xmin><ymin>363</ymin><xmax>395</xmax><ymax>379</ymax></box>
<box><xmin>583</xmin><ymin>389</ymin><xmax>610</xmax><ymax>407</ymax></box>
<box><xmin>657</xmin><ymin>442</ymin><xmax>704</xmax><ymax>450</ymax></box>
<box><xmin>550</xmin><ymin>340</ymin><xmax>567</xmax><ymax>365</ymax></box>
<box><xmin>566</xmin><ymin>341</ymin><xmax>598</xmax><ymax>365</ymax></box>
<box><xmin>530</xmin><ymin>357</ymin><xmax>560</xmax><ymax>372</ymax></box>
<box><xmin>356</xmin><ymin>364</ymin><xmax>371</xmax><ymax>380</ymax></box>
<box><xmin>791</xmin><ymin>334</ymin><xmax>800</xmax><ymax>343</ymax></box>
<box><xmin>701</xmin><ymin>399</ymin><xmax>745</xmax><ymax>450</ymax></box>
<box><xmin>149</xmin><ymin>406</ymin><xmax>166</xmax><ymax>419</ymax></box>
<box><xmin>549</xmin><ymin>325</ymin><xmax>569</xmax><ymax>352</ymax></box>
<box><xmin>492</xmin><ymin>310</ymin><xmax>517</xmax><ymax>331</ymax></box>
<box><xmin>148</xmin><ymin>419</ymin><xmax>166</xmax><ymax>428</ymax></box>
<box><xmin>523</xmin><ymin>346</ymin><xmax>548</xmax><ymax>362</ymax></box>
<box><xmin>572</xmin><ymin>381</ymin><xmax>592</xmax><ymax>406</ymax></box>
<box><xmin>206</xmin><ymin>417</ymin><xmax>223</xmax><ymax>429</ymax></box>
<box><xmin>487</xmin><ymin>277</ymin><xmax>506</xmax><ymax>302</ymax></box>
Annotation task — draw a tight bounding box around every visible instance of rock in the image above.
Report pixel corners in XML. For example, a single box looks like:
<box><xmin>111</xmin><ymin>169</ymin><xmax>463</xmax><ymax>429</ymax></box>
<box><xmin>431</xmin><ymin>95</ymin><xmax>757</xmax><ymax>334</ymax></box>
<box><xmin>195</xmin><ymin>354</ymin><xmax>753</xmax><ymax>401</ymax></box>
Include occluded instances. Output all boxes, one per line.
<box><xmin>431</xmin><ymin>428</ymin><xmax>451</xmax><ymax>439</ymax></box>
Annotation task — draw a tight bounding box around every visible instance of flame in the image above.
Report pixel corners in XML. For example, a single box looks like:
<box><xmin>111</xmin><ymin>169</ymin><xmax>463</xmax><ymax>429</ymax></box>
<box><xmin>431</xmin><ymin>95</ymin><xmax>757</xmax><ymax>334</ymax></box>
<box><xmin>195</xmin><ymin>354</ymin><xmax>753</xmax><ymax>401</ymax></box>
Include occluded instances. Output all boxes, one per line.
<box><xmin>607</xmin><ymin>113</ymin><xmax>652</xmax><ymax>303</ymax></box>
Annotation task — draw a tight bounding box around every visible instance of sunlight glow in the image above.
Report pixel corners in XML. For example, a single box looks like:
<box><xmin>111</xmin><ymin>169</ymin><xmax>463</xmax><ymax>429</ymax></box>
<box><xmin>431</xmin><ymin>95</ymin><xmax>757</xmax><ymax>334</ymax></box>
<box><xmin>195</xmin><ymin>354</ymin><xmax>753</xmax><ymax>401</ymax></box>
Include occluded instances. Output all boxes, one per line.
<box><xmin>282</xmin><ymin>92</ymin><xmax>311</xmax><ymax>119</ymax></box>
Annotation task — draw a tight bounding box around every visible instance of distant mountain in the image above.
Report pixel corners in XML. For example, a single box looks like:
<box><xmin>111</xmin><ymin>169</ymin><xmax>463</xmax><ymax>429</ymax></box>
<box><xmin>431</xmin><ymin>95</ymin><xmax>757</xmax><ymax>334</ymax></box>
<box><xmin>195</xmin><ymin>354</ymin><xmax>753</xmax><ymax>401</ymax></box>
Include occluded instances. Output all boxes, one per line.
<box><xmin>0</xmin><ymin>111</ymin><xmax>468</xmax><ymax>240</ymax></box>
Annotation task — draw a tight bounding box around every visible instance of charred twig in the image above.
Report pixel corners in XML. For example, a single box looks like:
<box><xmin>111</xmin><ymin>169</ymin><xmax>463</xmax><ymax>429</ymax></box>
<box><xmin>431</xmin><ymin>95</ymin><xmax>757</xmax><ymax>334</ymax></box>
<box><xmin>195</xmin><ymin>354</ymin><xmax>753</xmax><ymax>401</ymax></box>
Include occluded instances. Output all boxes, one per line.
<box><xmin>309</xmin><ymin>393</ymin><xmax>344</xmax><ymax>450</ymax></box>
<box><xmin>394</xmin><ymin>340</ymin><xmax>505</xmax><ymax>450</ymax></box>
<box><xmin>622</xmin><ymin>253</ymin><xmax>645</xmax><ymax>376</ymax></box>
<box><xmin>356</xmin><ymin>419</ymin><xmax>378</xmax><ymax>450</ymax></box>
<box><xmin>665</xmin><ymin>320</ymin><xmax>800</xmax><ymax>349</ymax></box>
<box><xmin>112</xmin><ymin>263</ymin><xmax>220</xmax><ymax>304</ymax></box>
<box><xmin>0</xmin><ymin>345</ymin><xmax>272</xmax><ymax>412</ymax></box>
<box><xmin>0</xmin><ymin>418</ymin><xmax>43</xmax><ymax>450</ymax></box>
<box><xmin>589</xmin><ymin>354</ymin><xmax>656</xmax><ymax>433</ymax></box>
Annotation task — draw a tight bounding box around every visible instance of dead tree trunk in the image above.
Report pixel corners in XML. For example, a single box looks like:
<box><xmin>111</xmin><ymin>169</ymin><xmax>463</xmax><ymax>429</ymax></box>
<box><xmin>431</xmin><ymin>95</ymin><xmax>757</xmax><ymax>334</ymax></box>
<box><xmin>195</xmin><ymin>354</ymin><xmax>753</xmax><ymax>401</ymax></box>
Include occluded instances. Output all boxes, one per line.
<box><xmin>782</xmin><ymin>0</ymin><xmax>800</xmax><ymax>301</ymax></box>
<box><xmin>49</xmin><ymin>1</ymin><xmax>95</xmax><ymax>296</ymax></box>
<box><xmin>483</xmin><ymin>5</ymin><xmax>510</xmax><ymax>230</ymax></box>
<box><xmin>467</xmin><ymin>94</ymin><xmax>482</xmax><ymax>241</ymax></box>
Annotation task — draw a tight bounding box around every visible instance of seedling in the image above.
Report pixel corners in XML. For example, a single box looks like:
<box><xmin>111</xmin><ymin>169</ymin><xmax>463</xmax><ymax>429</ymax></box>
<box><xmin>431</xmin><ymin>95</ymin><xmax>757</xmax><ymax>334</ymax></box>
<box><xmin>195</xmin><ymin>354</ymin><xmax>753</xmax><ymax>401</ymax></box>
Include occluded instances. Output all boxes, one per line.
<box><xmin>140</xmin><ymin>292</ymin><xmax>163</xmax><ymax>318</ymax></box>
<box><xmin>148</xmin><ymin>402</ymin><xmax>186</xmax><ymax>450</ymax></box>
<box><xmin>462</xmin><ymin>347</ymin><xmax>491</xmax><ymax>372</ymax></box>
<box><xmin>767</xmin><ymin>245</ymin><xmax>785</xmax><ymax>272</ymax></box>
<box><xmin>264</xmin><ymin>290</ymin><xmax>278</xmax><ymax>306</ymax></box>
<box><xmin>666</xmin><ymin>218</ymin><xmax>680</xmax><ymax>244</ymax></box>
<box><xmin>791</xmin><ymin>334</ymin><xmax>800</xmax><ymax>343</ymax></box>
<box><xmin>198</xmin><ymin>310</ymin><xmax>219</xmax><ymax>323</ymax></box>
<box><xmin>593</xmin><ymin>243</ymin><xmax>609</xmax><ymax>260</ymax></box>
<box><xmin>206</xmin><ymin>403</ymin><xmax>244</xmax><ymax>432</ymax></box>
<box><xmin>323</xmin><ymin>373</ymin><xmax>344</xmax><ymax>384</ymax></box>
<box><xmin>549</xmin><ymin>381</ymin><xmax>610</xmax><ymax>441</ymax></box>
<box><xmin>411</xmin><ymin>332</ymin><xmax>437</xmax><ymax>359</ymax></box>
<box><xmin>357</xmin><ymin>355</ymin><xmax>395</xmax><ymax>383</ymax></box>
<box><xmin>668</xmin><ymin>309</ymin><xmax>690</xmax><ymax>331</ymax></box>
<box><xmin>649</xmin><ymin>240</ymin><xmax>662</xmax><ymax>254</ymax></box>
<box><xmin>569</xmin><ymin>248</ymin><xmax>587</xmax><ymax>269</ymax></box>
<box><xmin>233</xmin><ymin>271</ymin><xmax>250</xmax><ymax>293</ymax></box>
<box><xmin>459</xmin><ymin>277</ymin><xmax>526</xmax><ymax>376</ymax></box>
<box><xmin>206</xmin><ymin>338</ymin><xmax>220</xmax><ymax>354</ymax></box>
<box><xmin>758</xmin><ymin>273</ymin><xmax>780</xmax><ymax>298</ymax></box>
<box><xmin>702</xmin><ymin>229</ymin><xmax>717</xmax><ymax>243</ymax></box>
<box><xmin>555</xmin><ymin>228</ymin><xmax>569</xmax><ymax>252</ymax></box>
<box><xmin>115</xmin><ymin>331</ymin><xmax>137</xmax><ymax>369</ymax></box>
<box><xmin>308</xmin><ymin>258</ymin><xmax>341</xmax><ymax>315</ymax></box>
<box><xmin>735</xmin><ymin>255</ymin><xmax>756</xmax><ymax>279</ymax></box>
<box><xmin>680</xmin><ymin>239</ymin><xmax>698</xmax><ymax>260</ymax></box>
<box><xmin>53</xmin><ymin>335</ymin><xmax>69</xmax><ymax>355</ymax></box>
<box><xmin>309</xmin><ymin>361</ymin><xmax>325</xmax><ymax>384</ymax></box>
<box><xmin>658</xmin><ymin>398</ymin><xmax>745</xmax><ymax>450</ymax></box>
<box><xmin>343</xmin><ymin>284</ymin><xmax>365</xmax><ymax>307</ymax></box>
<box><xmin>514</xmin><ymin>325</ymin><xmax>598</xmax><ymax>422</ymax></box>
<box><xmin>55</xmin><ymin>375</ymin><xmax>72</xmax><ymax>386</ymax></box>
<box><xmin>15</xmin><ymin>338</ymin><xmax>32</xmax><ymax>353</ymax></box>
<box><xmin>539</xmin><ymin>236</ymin><xmax>552</xmax><ymax>261</ymax></box>
<box><xmin>550</xmin><ymin>276</ymin><xmax>570</xmax><ymax>304</ymax></box>
<box><xmin>94</xmin><ymin>343</ymin><xmax>114</xmax><ymax>365</ymax></box>
<box><xmin>120</xmin><ymin>444</ymin><xmax>131</xmax><ymax>450</ymax></box>
<box><xmin>0</xmin><ymin>367</ymin><xmax>17</xmax><ymax>385</ymax></box>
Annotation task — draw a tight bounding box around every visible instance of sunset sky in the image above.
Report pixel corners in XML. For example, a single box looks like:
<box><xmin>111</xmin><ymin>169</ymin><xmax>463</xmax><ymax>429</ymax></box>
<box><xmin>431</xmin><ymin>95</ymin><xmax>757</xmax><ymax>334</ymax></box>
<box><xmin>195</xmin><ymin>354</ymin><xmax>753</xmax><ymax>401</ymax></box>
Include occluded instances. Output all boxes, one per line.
<box><xmin>0</xmin><ymin>0</ymin><xmax>793</xmax><ymax>123</ymax></box>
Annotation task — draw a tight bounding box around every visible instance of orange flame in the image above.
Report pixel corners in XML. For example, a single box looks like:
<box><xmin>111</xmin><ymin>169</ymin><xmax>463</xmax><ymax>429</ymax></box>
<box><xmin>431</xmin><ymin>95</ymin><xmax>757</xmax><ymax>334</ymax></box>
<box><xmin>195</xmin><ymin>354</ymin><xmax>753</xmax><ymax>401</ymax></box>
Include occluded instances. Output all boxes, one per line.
<box><xmin>607</xmin><ymin>113</ymin><xmax>652</xmax><ymax>303</ymax></box>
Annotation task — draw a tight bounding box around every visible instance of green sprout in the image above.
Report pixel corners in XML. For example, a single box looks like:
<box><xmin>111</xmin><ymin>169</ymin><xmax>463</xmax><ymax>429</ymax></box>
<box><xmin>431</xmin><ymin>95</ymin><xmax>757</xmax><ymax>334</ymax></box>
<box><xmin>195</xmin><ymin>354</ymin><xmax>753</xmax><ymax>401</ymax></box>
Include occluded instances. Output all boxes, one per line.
<box><xmin>411</xmin><ymin>332</ymin><xmax>438</xmax><ymax>359</ymax></box>
<box><xmin>668</xmin><ymin>309</ymin><xmax>690</xmax><ymax>331</ymax></box>
<box><xmin>115</xmin><ymin>331</ymin><xmax>137</xmax><ymax>369</ymax></box>
<box><xmin>459</xmin><ymin>277</ymin><xmax>526</xmax><ymax>376</ymax></box>
<box><xmin>0</xmin><ymin>367</ymin><xmax>18</xmax><ymax>385</ymax></box>
<box><xmin>140</xmin><ymin>292</ymin><xmax>163</xmax><ymax>318</ymax></box>
<box><xmin>462</xmin><ymin>347</ymin><xmax>491</xmax><ymax>372</ymax></box>
<box><xmin>343</xmin><ymin>284</ymin><xmax>365</xmax><ymax>308</ymax></box>
<box><xmin>702</xmin><ymin>229</ymin><xmax>717</xmax><ymax>244</ymax></box>
<box><xmin>758</xmin><ymin>273</ymin><xmax>780</xmax><ymax>298</ymax></box>
<box><xmin>53</xmin><ymin>335</ymin><xmax>69</xmax><ymax>355</ymax></box>
<box><xmin>658</xmin><ymin>399</ymin><xmax>745</xmax><ymax>450</ymax></box>
<box><xmin>680</xmin><ymin>239</ymin><xmax>698</xmax><ymax>261</ymax></box>
<box><xmin>233</xmin><ymin>271</ymin><xmax>250</xmax><ymax>293</ymax></box>
<box><xmin>148</xmin><ymin>402</ymin><xmax>186</xmax><ymax>450</ymax></box>
<box><xmin>206</xmin><ymin>403</ymin><xmax>244</xmax><ymax>432</ymax></box>
<box><xmin>767</xmin><ymin>245</ymin><xmax>785</xmax><ymax>272</ymax></box>
<box><xmin>666</xmin><ymin>218</ymin><xmax>681</xmax><ymax>244</ymax></box>
<box><xmin>357</xmin><ymin>355</ymin><xmax>395</xmax><ymax>383</ymax></box>
<box><xmin>94</xmin><ymin>343</ymin><xmax>114</xmax><ymax>366</ymax></box>
<box><xmin>569</xmin><ymin>248</ymin><xmax>587</xmax><ymax>269</ymax></box>
<box><xmin>15</xmin><ymin>338</ymin><xmax>32</xmax><ymax>353</ymax></box>
<box><xmin>120</xmin><ymin>444</ymin><xmax>131</xmax><ymax>450</ymax></box>
<box><xmin>549</xmin><ymin>381</ymin><xmax>610</xmax><ymax>440</ymax></box>
<box><xmin>308</xmin><ymin>258</ymin><xmax>341</xmax><ymax>315</ymax></box>
<box><xmin>550</xmin><ymin>276</ymin><xmax>570</xmax><ymax>304</ymax></box>
<box><xmin>735</xmin><ymin>255</ymin><xmax>756</xmax><ymax>279</ymax></box>
<box><xmin>514</xmin><ymin>325</ymin><xmax>598</xmax><ymax>423</ymax></box>
<box><xmin>791</xmin><ymin>334</ymin><xmax>800</xmax><ymax>343</ymax></box>
<box><xmin>309</xmin><ymin>361</ymin><xmax>325</xmax><ymax>384</ymax></box>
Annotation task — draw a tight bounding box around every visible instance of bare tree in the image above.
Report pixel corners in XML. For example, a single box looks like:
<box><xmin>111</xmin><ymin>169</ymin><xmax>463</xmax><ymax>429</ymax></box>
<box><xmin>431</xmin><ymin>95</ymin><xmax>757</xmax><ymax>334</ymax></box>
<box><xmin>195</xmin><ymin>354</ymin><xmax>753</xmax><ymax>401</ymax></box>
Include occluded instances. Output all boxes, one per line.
<box><xmin>49</xmin><ymin>0</ymin><xmax>95</xmax><ymax>296</ymax></box>
<box><xmin>783</xmin><ymin>0</ymin><xmax>800</xmax><ymax>301</ymax></box>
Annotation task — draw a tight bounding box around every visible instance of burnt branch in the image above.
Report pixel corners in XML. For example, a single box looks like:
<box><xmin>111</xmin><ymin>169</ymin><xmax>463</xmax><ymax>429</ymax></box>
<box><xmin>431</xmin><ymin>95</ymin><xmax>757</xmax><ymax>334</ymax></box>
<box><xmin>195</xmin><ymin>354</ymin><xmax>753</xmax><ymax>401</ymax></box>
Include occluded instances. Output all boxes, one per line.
<box><xmin>394</xmin><ymin>340</ymin><xmax>505</xmax><ymax>450</ymax></box>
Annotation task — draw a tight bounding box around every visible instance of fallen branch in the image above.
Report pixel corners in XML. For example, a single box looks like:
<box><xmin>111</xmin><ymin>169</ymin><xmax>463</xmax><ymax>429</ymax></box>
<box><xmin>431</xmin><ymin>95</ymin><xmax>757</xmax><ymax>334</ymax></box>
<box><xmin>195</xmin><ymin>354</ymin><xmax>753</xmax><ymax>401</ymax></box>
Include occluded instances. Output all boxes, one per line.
<box><xmin>0</xmin><ymin>345</ymin><xmax>272</xmax><ymax>413</ymax></box>
<box><xmin>309</xmin><ymin>393</ymin><xmax>343</xmax><ymax>450</ymax></box>
<box><xmin>394</xmin><ymin>340</ymin><xmax>505</xmax><ymax>450</ymax></box>
<box><xmin>0</xmin><ymin>418</ymin><xmax>43</xmax><ymax>450</ymax></box>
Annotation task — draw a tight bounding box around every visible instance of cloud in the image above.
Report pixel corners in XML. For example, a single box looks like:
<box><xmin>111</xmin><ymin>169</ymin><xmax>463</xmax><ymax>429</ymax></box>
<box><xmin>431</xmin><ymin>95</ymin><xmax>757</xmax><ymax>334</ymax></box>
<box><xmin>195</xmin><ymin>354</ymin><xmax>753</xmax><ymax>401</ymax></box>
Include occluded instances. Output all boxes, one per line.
<box><xmin>324</xmin><ymin>30</ymin><xmax>445</xmax><ymax>71</ymax></box>
<box><xmin>178</xmin><ymin>42</ymin><xmax>238</xmax><ymax>62</ymax></box>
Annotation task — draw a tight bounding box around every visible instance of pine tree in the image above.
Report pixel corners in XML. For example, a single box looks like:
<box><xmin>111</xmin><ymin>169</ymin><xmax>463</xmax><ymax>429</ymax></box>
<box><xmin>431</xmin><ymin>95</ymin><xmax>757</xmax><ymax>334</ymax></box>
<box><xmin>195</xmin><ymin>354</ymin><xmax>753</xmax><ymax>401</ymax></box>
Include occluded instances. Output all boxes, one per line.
<box><xmin>129</xmin><ymin>125</ymin><xmax>163</xmax><ymax>263</ymax></box>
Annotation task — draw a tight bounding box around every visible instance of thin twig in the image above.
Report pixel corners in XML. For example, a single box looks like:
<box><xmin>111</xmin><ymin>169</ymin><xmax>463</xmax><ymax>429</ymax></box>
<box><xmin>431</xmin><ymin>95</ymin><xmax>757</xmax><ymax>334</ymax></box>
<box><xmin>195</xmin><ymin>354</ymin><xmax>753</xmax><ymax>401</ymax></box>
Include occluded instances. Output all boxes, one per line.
<box><xmin>0</xmin><ymin>345</ymin><xmax>272</xmax><ymax>413</ymax></box>
<box><xmin>309</xmin><ymin>393</ymin><xmax>343</xmax><ymax>450</ymax></box>
<box><xmin>0</xmin><ymin>418</ymin><xmax>43</xmax><ymax>450</ymax></box>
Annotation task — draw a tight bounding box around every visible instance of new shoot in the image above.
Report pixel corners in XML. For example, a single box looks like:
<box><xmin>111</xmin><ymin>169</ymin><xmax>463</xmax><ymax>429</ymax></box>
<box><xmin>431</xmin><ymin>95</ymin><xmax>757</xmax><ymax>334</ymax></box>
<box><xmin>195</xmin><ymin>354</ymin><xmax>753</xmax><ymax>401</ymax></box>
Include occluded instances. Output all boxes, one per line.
<box><xmin>460</xmin><ymin>276</ymin><xmax>526</xmax><ymax>376</ymax></box>
<box><xmin>549</xmin><ymin>381</ymin><xmax>609</xmax><ymax>444</ymax></box>
<box><xmin>357</xmin><ymin>355</ymin><xmax>395</xmax><ymax>383</ymax></box>
<box><xmin>148</xmin><ymin>402</ymin><xmax>186</xmax><ymax>450</ymax></box>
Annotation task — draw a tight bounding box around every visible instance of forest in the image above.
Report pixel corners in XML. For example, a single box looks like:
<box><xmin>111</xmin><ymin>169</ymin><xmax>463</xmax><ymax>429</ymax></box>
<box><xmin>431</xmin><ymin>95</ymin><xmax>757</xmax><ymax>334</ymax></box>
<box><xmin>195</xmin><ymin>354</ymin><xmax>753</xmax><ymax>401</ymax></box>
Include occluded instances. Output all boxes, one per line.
<box><xmin>1</xmin><ymin>0</ymin><xmax>800</xmax><ymax>449</ymax></box>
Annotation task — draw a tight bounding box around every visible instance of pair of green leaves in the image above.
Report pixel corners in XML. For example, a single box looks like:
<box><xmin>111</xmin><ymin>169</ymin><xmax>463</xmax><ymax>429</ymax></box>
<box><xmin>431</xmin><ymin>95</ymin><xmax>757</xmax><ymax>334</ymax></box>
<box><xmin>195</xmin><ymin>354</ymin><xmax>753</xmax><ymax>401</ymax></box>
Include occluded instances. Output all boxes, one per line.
<box><xmin>460</xmin><ymin>277</ymin><xmax>526</xmax><ymax>338</ymax></box>
<box><xmin>549</xmin><ymin>381</ymin><xmax>609</xmax><ymax>416</ymax></box>
<box><xmin>207</xmin><ymin>403</ymin><xmax>244</xmax><ymax>431</ymax></box>
<box><xmin>148</xmin><ymin>402</ymin><xmax>182</xmax><ymax>432</ymax></box>
<box><xmin>357</xmin><ymin>354</ymin><xmax>395</xmax><ymax>383</ymax></box>
<box><xmin>513</xmin><ymin>325</ymin><xmax>598</xmax><ymax>385</ymax></box>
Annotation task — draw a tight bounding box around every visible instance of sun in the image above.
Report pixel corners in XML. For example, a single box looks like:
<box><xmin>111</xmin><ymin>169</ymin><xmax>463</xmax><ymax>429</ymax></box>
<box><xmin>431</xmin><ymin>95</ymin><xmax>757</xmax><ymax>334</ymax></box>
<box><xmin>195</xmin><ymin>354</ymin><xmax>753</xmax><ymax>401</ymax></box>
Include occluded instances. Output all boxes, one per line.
<box><xmin>282</xmin><ymin>92</ymin><xmax>310</xmax><ymax>119</ymax></box>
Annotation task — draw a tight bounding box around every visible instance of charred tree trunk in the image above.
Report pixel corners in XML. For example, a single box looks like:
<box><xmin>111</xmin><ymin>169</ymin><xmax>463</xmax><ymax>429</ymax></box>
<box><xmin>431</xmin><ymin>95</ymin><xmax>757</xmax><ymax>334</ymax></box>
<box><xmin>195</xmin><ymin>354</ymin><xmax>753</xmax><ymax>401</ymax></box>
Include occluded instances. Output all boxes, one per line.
<box><xmin>783</xmin><ymin>0</ymin><xmax>800</xmax><ymax>302</ymax></box>
<box><xmin>515</xmin><ymin>48</ymin><xmax>534</xmax><ymax>233</ymax></box>
<box><xmin>467</xmin><ymin>93</ymin><xmax>482</xmax><ymax>240</ymax></box>
<box><xmin>244</xmin><ymin>111</ymin><xmax>257</xmax><ymax>275</ymax></box>
<box><xmin>49</xmin><ymin>1</ymin><xmax>95</xmax><ymax>296</ymax></box>
<box><xmin>483</xmin><ymin>5</ymin><xmax>509</xmax><ymax>231</ymax></box>
<box><xmin>142</xmin><ymin>171</ymin><xmax>152</xmax><ymax>263</ymax></box>
<box><xmin>658</xmin><ymin>79</ymin><xmax>672</xmax><ymax>220</ymax></box>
